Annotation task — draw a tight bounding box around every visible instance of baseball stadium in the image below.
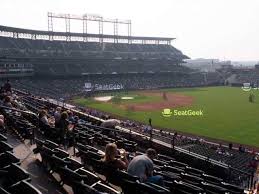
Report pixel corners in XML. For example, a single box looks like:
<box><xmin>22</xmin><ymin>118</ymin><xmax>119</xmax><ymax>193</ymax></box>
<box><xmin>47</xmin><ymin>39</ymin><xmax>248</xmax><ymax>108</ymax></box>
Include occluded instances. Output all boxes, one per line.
<box><xmin>0</xmin><ymin>9</ymin><xmax>258</xmax><ymax>194</ymax></box>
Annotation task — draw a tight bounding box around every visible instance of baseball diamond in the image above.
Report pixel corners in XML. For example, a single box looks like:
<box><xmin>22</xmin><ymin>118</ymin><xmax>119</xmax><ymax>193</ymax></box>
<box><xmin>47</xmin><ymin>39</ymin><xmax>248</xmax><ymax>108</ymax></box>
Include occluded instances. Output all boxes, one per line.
<box><xmin>73</xmin><ymin>86</ymin><xmax>259</xmax><ymax>147</ymax></box>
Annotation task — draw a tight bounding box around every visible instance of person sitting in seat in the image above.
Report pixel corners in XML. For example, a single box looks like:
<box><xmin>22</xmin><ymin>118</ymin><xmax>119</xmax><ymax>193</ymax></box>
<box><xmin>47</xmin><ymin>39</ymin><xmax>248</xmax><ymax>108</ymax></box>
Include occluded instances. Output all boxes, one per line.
<box><xmin>39</xmin><ymin>110</ymin><xmax>50</xmax><ymax>128</ymax></box>
<box><xmin>127</xmin><ymin>148</ymin><xmax>164</xmax><ymax>186</ymax></box>
<box><xmin>3</xmin><ymin>96</ymin><xmax>13</xmax><ymax>108</ymax></box>
<box><xmin>102</xmin><ymin>143</ymin><xmax>129</xmax><ymax>170</ymax></box>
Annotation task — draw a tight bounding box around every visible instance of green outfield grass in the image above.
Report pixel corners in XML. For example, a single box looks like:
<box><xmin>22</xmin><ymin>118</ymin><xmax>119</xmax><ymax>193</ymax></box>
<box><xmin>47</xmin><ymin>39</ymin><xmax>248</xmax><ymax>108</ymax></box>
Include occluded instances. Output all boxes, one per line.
<box><xmin>72</xmin><ymin>87</ymin><xmax>259</xmax><ymax>147</ymax></box>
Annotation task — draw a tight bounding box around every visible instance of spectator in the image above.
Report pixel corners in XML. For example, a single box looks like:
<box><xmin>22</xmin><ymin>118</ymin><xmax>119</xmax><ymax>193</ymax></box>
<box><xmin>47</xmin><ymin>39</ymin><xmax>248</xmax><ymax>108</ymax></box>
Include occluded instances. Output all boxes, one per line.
<box><xmin>0</xmin><ymin>116</ymin><xmax>5</xmax><ymax>133</ymax></box>
<box><xmin>102</xmin><ymin>143</ymin><xmax>128</xmax><ymax>170</ymax></box>
<box><xmin>3</xmin><ymin>80</ymin><xmax>11</xmax><ymax>93</ymax></box>
<box><xmin>59</xmin><ymin>111</ymin><xmax>69</xmax><ymax>127</ymax></box>
<box><xmin>58</xmin><ymin>111</ymin><xmax>69</xmax><ymax>145</ymax></box>
<box><xmin>229</xmin><ymin>143</ymin><xmax>233</xmax><ymax>150</ymax></box>
<box><xmin>39</xmin><ymin>110</ymin><xmax>49</xmax><ymax>128</ymax></box>
<box><xmin>73</xmin><ymin>116</ymin><xmax>79</xmax><ymax>125</ymax></box>
<box><xmin>3</xmin><ymin>96</ymin><xmax>13</xmax><ymax>108</ymax></box>
<box><xmin>248</xmin><ymin>158</ymin><xmax>258</xmax><ymax>170</ymax></box>
<box><xmin>239</xmin><ymin>145</ymin><xmax>245</xmax><ymax>153</ymax></box>
<box><xmin>67</xmin><ymin>110</ymin><xmax>75</xmax><ymax>123</ymax></box>
<box><xmin>48</xmin><ymin>107</ymin><xmax>55</xmax><ymax>116</ymax></box>
<box><xmin>127</xmin><ymin>148</ymin><xmax>164</xmax><ymax>186</ymax></box>
<box><xmin>54</xmin><ymin>107</ymin><xmax>61</xmax><ymax>127</ymax></box>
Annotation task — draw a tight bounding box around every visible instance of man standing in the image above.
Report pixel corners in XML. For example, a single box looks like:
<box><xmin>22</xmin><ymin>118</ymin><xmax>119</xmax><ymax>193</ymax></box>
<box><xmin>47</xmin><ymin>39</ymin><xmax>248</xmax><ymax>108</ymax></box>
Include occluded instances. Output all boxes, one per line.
<box><xmin>162</xmin><ymin>91</ymin><xmax>167</xmax><ymax>101</ymax></box>
<box><xmin>171</xmin><ymin>132</ymin><xmax>177</xmax><ymax>150</ymax></box>
<box><xmin>54</xmin><ymin>107</ymin><xmax>62</xmax><ymax>127</ymax></box>
<box><xmin>127</xmin><ymin>148</ymin><xmax>164</xmax><ymax>186</ymax></box>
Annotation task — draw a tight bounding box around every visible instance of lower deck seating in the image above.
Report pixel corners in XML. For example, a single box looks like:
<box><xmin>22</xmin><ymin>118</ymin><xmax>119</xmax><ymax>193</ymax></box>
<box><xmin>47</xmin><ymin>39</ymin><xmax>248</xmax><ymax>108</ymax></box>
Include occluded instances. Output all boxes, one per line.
<box><xmin>0</xmin><ymin>90</ymin><xmax>255</xmax><ymax>193</ymax></box>
<box><xmin>0</xmin><ymin>133</ymin><xmax>41</xmax><ymax>194</ymax></box>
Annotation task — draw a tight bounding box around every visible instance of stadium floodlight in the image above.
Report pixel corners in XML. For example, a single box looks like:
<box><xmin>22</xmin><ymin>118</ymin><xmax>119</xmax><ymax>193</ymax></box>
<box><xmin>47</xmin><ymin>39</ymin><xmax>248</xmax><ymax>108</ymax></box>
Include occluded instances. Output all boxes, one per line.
<box><xmin>48</xmin><ymin>12</ymin><xmax>131</xmax><ymax>36</ymax></box>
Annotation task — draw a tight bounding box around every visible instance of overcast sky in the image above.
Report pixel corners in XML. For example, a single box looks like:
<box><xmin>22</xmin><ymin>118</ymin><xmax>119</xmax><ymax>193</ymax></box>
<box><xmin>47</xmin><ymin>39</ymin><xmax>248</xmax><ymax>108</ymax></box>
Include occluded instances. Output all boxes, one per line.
<box><xmin>1</xmin><ymin>0</ymin><xmax>259</xmax><ymax>61</ymax></box>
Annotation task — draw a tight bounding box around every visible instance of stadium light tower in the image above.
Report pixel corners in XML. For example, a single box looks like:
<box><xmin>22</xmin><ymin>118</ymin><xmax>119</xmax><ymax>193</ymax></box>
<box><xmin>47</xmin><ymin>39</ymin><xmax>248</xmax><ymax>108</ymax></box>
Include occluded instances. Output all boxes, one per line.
<box><xmin>47</xmin><ymin>12</ymin><xmax>132</xmax><ymax>43</ymax></box>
